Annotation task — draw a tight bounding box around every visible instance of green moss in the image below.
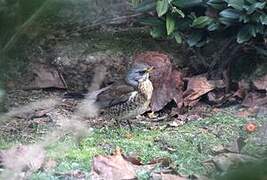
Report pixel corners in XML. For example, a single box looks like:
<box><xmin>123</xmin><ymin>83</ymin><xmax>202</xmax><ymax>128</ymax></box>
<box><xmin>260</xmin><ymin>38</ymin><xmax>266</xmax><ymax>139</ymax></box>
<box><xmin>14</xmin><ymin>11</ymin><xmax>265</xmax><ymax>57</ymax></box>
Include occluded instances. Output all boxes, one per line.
<box><xmin>0</xmin><ymin>112</ymin><xmax>265</xmax><ymax>179</ymax></box>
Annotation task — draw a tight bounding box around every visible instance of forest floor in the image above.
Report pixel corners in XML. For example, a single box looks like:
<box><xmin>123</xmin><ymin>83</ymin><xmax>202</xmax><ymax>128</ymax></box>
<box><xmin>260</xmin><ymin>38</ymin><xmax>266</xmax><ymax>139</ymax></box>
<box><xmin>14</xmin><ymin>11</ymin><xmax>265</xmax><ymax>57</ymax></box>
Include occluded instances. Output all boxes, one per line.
<box><xmin>0</xmin><ymin>1</ymin><xmax>266</xmax><ymax>179</ymax></box>
<box><xmin>0</xmin><ymin>98</ymin><xmax>266</xmax><ymax>179</ymax></box>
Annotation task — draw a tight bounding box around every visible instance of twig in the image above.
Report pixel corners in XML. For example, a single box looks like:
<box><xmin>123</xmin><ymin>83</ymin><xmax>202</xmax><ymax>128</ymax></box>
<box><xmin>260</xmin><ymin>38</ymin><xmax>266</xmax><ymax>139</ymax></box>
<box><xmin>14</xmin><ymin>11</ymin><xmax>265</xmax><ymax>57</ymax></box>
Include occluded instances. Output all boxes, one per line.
<box><xmin>1</xmin><ymin>0</ymin><xmax>53</xmax><ymax>54</ymax></box>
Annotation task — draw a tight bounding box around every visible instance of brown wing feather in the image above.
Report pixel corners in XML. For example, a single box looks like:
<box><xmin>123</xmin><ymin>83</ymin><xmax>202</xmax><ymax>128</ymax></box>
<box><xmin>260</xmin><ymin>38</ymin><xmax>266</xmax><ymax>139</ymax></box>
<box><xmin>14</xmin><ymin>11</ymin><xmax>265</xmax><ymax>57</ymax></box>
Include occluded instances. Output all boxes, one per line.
<box><xmin>96</xmin><ymin>83</ymin><xmax>136</xmax><ymax>108</ymax></box>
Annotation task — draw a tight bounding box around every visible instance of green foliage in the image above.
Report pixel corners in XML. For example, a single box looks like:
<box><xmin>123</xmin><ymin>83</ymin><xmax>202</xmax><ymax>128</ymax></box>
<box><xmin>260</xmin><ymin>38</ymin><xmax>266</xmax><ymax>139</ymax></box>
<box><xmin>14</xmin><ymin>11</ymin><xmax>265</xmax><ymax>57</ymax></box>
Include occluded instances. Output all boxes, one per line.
<box><xmin>0</xmin><ymin>0</ymin><xmax>46</xmax><ymax>49</ymax></box>
<box><xmin>137</xmin><ymin>0</ymin><xmax>267</xmax><ymax>48</ymax></box>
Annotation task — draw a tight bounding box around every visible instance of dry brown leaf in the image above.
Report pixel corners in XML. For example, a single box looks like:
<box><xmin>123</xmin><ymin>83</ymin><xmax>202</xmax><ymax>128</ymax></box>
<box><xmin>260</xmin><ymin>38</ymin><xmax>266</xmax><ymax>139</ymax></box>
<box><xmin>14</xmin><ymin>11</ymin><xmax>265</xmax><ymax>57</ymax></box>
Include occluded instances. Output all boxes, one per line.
<box><xmin>55</xmin><ymin>170</ymin><xmax>86</xmax><ymax>180</ymax></box>
<box><xmin>27</xmin><ymin>63</ymin><xmax>65</xmax><ymax>89</ymax></box>
<box><xmin>91</xmin><ymin>148</ymin><xmax>158</xmax><ymax>180</ymax></box>
<box><xmin>42</xmin><ymin>158</ymin><xmax>57</xmax><ymax>171</ymax></box>
<box><xmin>233</xmin><ymin>80</ymin><xmax>250</xmax><ymax>99</ymax></box>
<box><xmin>235</xmin><ymin>108</ymin><xmax>257</xmax><ymax>118</ymax></box>
<box><xmin>236</xmin><ymin>111</ymin><xmax>251</xmax><ymax>118</ymax></box>
<box><xmin>91</xmin><ymin>149</ymin><xmax>136</xmax><ymax>180</ymax></box>
<box><xmin>252</xmin><ymin>74</ymin><xmax>267</xmax><ymax>91</ymax></box>
<box><xmin>134</xmin><ymin>51</ymin><xmax>184</xmax><ymax>111</ymax></box>
<box><xmin>0</xmin><ymin>144</ymin><xmax>45</xmax><ymax>173</ymax></box>
<box><xmin>122</xmin><ymin>154</ymin><xmax>142</xmax><ymax>166</ymax></box>
<box><xmin>148</xmin><ymin>157</ymin><xmax>171</xmax><ymax>167</ymax></box>
<box><xmin>183</xmin><ymin>75</ymin><xmax>215</xmax><ymax>107</ymax></box>
<box><xmin>168</xmin><ymin>120</ymin><xmax>184</xmax><ymax>127</ymax></box>
<box><xmin>210</xmin><ymin>153</ymin><xmax>258</xmax><ymax>172</ymax></box>
<box><xmin>225</xmin><ymin>137</ymin><xmax>246</xmax><ymax>153</ymax></box>
<box><xmin>207</xmin><ymin>91</ymin><xmax>225</xmax><ymax>104</ymax></box>
<box><xmin>151</xmin><ymin>173</ymin><xmax>188</xmax><ymax>180</ymax></box>
<box><xmin>256</xmin><ymin>121</ymin><xmax>267</xmax><ymax>145</ymax></box>
<box><xmin>242</xmin><ymin>92</ymin><xmax>267</xmax><ymax>107</ymax></box>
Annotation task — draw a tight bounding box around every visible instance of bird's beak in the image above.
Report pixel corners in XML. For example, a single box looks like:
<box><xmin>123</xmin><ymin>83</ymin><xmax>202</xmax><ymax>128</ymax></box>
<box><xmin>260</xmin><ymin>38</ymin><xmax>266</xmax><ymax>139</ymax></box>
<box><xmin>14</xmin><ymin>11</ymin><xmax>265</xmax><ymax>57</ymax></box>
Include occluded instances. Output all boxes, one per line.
<box><xmin>146</xmin><ymin>66</ymin><xmax>154</xmax><ymax>72</ymax></box>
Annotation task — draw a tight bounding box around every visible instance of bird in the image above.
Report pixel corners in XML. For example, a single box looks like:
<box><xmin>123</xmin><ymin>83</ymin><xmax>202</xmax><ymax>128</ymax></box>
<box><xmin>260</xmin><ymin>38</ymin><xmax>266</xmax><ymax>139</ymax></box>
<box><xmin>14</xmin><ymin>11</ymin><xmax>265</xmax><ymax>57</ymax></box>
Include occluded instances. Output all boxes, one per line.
<box><xmin>64</xmin><ymin>63</ymin><xmax>154</xmax><ymax>130</ymax></box>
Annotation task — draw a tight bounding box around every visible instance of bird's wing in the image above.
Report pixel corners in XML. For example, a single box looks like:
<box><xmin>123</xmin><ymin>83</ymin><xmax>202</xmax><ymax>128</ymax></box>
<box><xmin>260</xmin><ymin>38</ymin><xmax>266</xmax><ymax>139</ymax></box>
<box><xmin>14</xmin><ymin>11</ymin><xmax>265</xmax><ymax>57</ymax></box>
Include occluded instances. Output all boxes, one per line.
<box><xmin>96</xmin><ymin>84</ymin><xmax>136</xmax><ymax>108</ymax></box>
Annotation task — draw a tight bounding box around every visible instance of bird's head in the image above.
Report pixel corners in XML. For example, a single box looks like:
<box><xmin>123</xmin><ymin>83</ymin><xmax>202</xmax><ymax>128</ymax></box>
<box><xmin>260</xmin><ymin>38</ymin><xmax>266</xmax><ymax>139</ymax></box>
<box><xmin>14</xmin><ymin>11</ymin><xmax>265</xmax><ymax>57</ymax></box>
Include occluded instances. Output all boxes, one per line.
<box><xmin>126</xmin><ymin>63</ymin><xmax>154</xmax><ymax>87</ymax></box>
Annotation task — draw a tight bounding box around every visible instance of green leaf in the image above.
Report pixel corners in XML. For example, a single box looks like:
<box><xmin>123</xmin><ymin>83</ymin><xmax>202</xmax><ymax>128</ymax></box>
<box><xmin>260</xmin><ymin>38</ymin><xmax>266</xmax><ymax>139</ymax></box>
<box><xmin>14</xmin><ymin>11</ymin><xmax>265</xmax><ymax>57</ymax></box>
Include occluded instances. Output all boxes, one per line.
<box><xmin>237</xmin><ymin>25</ymin><xmax>252</xmax><ymax>43</ymax></box>
<box><xmin>207</xmin><ymin>22</ymin><xmax>220</xmax><ymax>31</ymax></box>
<box><xmin>186</xmin><ymin>32</ymin><xmax>202</xmax><ymax>47</ymax></box>
<box><xmin>192</xmin><ymin>16</ymin><xmax>213</xmax><ymax>28</ymax></box>
<box><xmin>195</xmin><ymin>40</ymin><xmax>207</xmax><ymax>47</ymax></box>
<box><xmin>219</xmin><ymin>8</ymin><xmax>241</xmax><ymax>19</ymax></box>
<box><xmin>135</xmin><ymin>0</ymin><xmax>156</xmax><ymax>12</ymax></box>
<box><xmin>249</xmin><ymin>25</ymin><xmax>256</xmax><ymax>37</ymax></box>
<box><xmin>239</xmin><ymin>14</ymin><xmax>249</xmax><ymax>23</ymax></box>
<box><xmin>245</xmin><ymin>0</ymin><xmax>256</xmax><ymax>4</ymax></box>
<box><xmin>174</xmin><ymin>32</ymin><xmax>182</xmax><ymax>43</ymax></box>
<box><xmin>139</xmin><ymin>17</ymin><xmax>165</xmax><ymax>26</ymax></box>
<box><xmin>255</xmin><ymin>46</ymin><xmax>267</xmax><ymax>56</ymax></box>
<box><xmin>166</xmin><ymin>14</ymin><xmax>176</xmax><ymax>35</ymax></box>
<box><xmin>156</xmin><ymin>0</ymin><xmax>169</xmax><ymax>17</ymax></box>
<box><xmin>207</xmin><ymin>0</ymin><xmax>226</xmax><ymax>9</ymax></box>
<box><xmin>150</xmin><ymin>26</ymin><xmax>166</xmax><ymax>38</ymax></box>
<box><xmin>255</xmin><ymin>24</ymin><xmax>264</xmax><ymax>34</ymax></box>
<box><xmin>219</xmin><ymin>17</ymin><xmax>236</xmax><ymax>25</ymax></box>
<box><xmin>172</xmin><ymin>0</ymin><xmax>203</xmax><ymax>8</ymax></box>
<box><xmin>245</xmin><ymin>2</ymin><xmax>266</xmax><ymax>14</ymax></box>
<box><xmin>260</xmin><ymin>15</ymin><xmax>267</xmax><ymax>25</ymax></box>
<box><xmin>172</xmin><ymin>7</ymin><xmax>185</xmax><ymax>18</ymax></box>
<box><xmin>254</xmin><ymin>2</ymin><xmax>266</xmax><ymax>9</ymax></box>
<box><xmin>225</xmin><ymin>0</ymin><xmax>244</xmax><ymax>10</ymax></box>
<box><xmin>176</xmin><ymin>18</ymin><xmax>192</xmax><ymax>30</ymax></box>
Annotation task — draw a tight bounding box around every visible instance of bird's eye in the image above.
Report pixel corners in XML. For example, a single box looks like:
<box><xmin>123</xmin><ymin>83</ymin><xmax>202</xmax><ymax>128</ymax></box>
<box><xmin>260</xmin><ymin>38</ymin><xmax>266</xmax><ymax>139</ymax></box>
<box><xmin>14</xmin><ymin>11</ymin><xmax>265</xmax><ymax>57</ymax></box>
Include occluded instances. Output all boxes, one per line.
<box><xmin>138</xmin><ymin>70</ymin><xmax>146</xmax><ymax>75</ymax></box>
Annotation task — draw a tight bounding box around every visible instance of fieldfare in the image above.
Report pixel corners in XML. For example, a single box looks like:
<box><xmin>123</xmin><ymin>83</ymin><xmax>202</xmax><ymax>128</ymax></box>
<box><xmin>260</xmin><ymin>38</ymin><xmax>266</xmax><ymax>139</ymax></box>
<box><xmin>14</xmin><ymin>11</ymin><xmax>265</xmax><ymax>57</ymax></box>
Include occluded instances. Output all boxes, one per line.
<box><xmin>65</xmin><ymin>63</ymin><xmax>154</xmax><ymax>129</ymax></box>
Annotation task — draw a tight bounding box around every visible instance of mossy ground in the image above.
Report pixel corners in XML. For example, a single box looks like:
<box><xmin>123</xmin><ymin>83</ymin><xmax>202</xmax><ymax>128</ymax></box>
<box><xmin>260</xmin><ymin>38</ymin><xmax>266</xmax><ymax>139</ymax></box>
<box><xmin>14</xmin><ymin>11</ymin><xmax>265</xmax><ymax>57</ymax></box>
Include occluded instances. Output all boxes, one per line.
<box><xmin>1</xmin><ymin>111</ymin><xmax>265</xmax><ymax>179</ymax></box>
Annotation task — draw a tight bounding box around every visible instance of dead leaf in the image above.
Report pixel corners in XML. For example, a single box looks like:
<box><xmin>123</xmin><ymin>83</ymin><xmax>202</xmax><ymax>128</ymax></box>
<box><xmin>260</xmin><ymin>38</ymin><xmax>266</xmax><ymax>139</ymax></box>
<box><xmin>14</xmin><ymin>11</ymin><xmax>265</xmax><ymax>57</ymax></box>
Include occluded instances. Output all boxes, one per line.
<box><xmin>190</xmin><ymin>175</ymin><xmax>210</xmax><ymax>180</ymax></box>
<box><xmin>91</xmin><ymin>148</ymin><xmax>158</xmax><ymax>180</ymax></box>
<box><xmin>210</xmin><ymin>153</ymin><xmax>258</xmax><ymax>172</ymax></box>
<box><xmin>27</xmin><ymin>63</ymin><xmax>65</xmax><ymax>89</ymax></box>
<box><xmin>183</xmin><ymin>75</ymin><xmax>215</xmax><ymax>107</ymax></box>
<box><xmin>242</xmin><ymin>92</ymin><xmax>267</xmax><ymax>107</ymax></box>
<box><xmin>236</xmin><ymin>111</ymin><xmax>251</xmax><ymax>118</ymax></box>
<box><xmin>124</xmin><ymin>132</ymin><xmax>134</xmax><ymax>139</ymax></box>
<box><xmin>211</xmin><ymin>145</ymin><xmax>227</xmax><ymax>155</ymax></box>
<box><xmin>55</xmin><ymin>170</ymin><xmax>86</xmax><ymax>180</ymax></box>
<box><xmin>42</xmin><ymin>158</ymin><xmax>57</xmax><ymax>171</ymax></box>
<box><xmin>91</xmin><ymin>148</ymin><xmax>136</xmax><ymax>180</ymax></box>
<box><xmin>233</xmin><ymin>80</ymin><xmax>250</xmax><ymax>99</ymax></box>
<box><xmin>122</xmin><ymin>154</ymin><xmax>142</xmax><ymax>166</ymax></box>
<box><xmin>148</xmin><ymin>157</ymin><xmax>172</xmax><ymax>167</ymax></box>
<box><xmin>255</xmin><ymin>121</ymin><xmax>267</xmax><ymax>145</ymax></box>
<box><xmin>225</xmin><ymin>137</ymin><xmax>246</xmax><ymax>153</ymax></box>
<box><xmin>168</xmin><ymin>121</ymin><xmax>183</xmax><ymax>127</ymax></box>
<box><xmin>207</xmin><ymin>91</ymin><xmax>225</xmax><ymax>104</ymax></box>
<box><xmin>209</xmin><ymin>79</ymin><xmax>225</xmax><ymax>89</ymax></box>
<box><xmin>134</xmin><ymin>51</ymin><xmax>184</xmax><ymax>111</ymax></box>
<box><xmin>151</xmin><ymin>173</ymin><xmax>188</xmax><ymax>180</ymax></box>
<box><xmin>252</xmin><ymin>74</ymin><xmax>267</xmax><ymax>91</ymax></box>
<box><xmin>0</xmin><ymin>144</ymin><xmax>45</xmax><ymax>173</ymax></box>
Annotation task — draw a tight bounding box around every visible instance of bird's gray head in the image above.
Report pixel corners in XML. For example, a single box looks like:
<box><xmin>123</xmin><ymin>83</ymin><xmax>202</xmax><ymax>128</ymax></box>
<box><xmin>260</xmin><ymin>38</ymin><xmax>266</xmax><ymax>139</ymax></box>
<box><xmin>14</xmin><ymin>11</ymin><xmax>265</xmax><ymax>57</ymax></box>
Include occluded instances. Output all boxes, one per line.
<box><xmin>126</xmin><ymin>63</ymin><xmax>153</xmax><ymax>87</ymax></box>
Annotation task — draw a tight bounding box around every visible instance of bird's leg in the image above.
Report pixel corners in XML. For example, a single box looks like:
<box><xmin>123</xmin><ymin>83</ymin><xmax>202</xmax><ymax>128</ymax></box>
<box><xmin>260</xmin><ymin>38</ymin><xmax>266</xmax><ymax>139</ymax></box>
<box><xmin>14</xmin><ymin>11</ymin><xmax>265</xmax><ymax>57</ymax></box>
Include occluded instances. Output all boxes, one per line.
<box><xmin>114</xmin><ymin>118</ymin><xmax>121</xmax><ymax>129</ymax></box>
<box><xmin>126</xmin><ymin>119</ymin><xmax>133</xmax><ymax>131</ymax></box>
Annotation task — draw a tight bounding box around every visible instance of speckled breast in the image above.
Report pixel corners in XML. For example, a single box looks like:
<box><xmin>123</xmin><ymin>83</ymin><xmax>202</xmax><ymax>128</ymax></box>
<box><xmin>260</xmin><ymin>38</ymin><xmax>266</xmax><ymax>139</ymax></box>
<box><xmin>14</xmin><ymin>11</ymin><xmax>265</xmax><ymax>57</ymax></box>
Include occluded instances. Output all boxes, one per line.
<box><xmin>103</xmin><ymin>93</ymin><xmax>149</xmax><ymax>120</ymax></box>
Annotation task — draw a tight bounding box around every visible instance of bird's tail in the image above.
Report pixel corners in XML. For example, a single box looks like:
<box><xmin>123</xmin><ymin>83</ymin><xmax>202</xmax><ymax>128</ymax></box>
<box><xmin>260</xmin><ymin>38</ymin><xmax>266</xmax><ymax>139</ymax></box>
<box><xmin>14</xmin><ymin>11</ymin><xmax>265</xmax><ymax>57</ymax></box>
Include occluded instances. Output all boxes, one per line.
<box><xmin>63</xmin><ymin>92</ymin><xmax>86</xmax><ymax>99</ymax></box>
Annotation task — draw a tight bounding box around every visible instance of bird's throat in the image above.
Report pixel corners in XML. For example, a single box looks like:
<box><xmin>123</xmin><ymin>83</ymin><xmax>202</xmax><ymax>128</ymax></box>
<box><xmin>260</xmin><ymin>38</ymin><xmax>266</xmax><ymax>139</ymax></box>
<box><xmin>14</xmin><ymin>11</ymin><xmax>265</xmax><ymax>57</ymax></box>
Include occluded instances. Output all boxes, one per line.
<box><xmin>138</xmin><ymin>79</ymin><xmax>153</xmax><ymax>101</ymax></box>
